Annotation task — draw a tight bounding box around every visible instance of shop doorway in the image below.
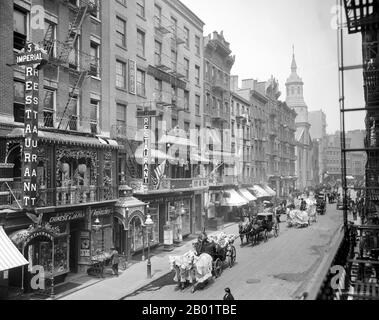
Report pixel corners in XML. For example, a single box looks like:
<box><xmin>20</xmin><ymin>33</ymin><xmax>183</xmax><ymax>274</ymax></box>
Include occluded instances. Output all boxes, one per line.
<box><xmin>129</xmin><ymin>215</ymin><xmax>144</xmax><ymax>254</ymax></box>
<box><xmin>113</xmin><ymin>217</ymin><xmax>125</xmax><ymax>255</ymax></box>
<box><xmin>69</xmin><ymin>220</ymin><xmax>84</xmax><ymax>273</ymax></box>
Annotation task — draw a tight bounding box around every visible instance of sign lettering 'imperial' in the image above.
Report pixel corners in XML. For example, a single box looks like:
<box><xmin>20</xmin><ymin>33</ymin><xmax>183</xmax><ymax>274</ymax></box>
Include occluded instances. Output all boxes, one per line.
<box><xmin>16</xmin><ymin>43</ymin><xmax>45</xmax><ymax>209</ymax></box>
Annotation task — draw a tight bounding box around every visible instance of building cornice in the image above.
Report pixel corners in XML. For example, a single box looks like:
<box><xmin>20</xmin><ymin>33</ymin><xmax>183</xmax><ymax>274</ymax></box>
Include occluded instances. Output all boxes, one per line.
<box><xmin>163</xmin><ymin>0</ymin><xmax>205</xmax><ymax>31</ymax></box>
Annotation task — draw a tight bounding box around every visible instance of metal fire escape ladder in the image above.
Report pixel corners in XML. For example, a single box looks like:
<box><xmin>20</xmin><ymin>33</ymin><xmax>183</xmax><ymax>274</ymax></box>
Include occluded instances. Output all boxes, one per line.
<box><xmin>53</xmin><ymin>2</ymin><xmax>93</xmax><ymax>130</ymax></box>
<box><xmin>57</xmin><ymin>70</ymin><xmax>88</xmax><ymax>130</ymax></box>
<box><xmin>335</xmin><ymin>0</ymin><xmax>379</xmax><ymax>301</ymax></box>
<box><xmin>57</xmin><ymin>5</ymin><xmax>88</xmax><ymax>64</ymax></box>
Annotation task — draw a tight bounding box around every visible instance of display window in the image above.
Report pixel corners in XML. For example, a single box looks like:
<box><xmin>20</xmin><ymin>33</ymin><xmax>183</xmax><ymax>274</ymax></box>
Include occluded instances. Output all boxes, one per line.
<box><xmin>27</xmin><ymin>236</ymin><xmax>69</xmax><ymax>278</ymax></box>
<box><xmin>169</xmin><ymin>199</ymin><xmax>191</xmax><ymax>241</ymax></box>
<box><xmin>148</xmin><ymin>205</ymin><xmax>159</xmax><ymax>246</ymax></box>
<box><xmin>129</xmin><ymin>215</ymin><xmax>144</xmax><ymax>252</ymax></box>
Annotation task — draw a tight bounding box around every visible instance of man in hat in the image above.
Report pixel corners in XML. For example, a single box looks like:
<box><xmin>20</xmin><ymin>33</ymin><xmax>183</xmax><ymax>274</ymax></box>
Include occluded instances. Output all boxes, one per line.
<box><xmin>110</xmin><ymin>247</ymin><xmax>119</xmax><ymax>276</ymax></box>
<box><xmin>223</xmin><ymin>287</ymin><xmax>234</xmax><ymax>300</ymax></box>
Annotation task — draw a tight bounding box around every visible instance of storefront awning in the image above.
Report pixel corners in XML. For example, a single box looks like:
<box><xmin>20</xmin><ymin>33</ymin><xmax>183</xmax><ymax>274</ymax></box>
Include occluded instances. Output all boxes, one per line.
<box><xmin>238</xmin><ymin>188</ymin><xmax>257</xmax><ymax>202</ymax></box>
<box><xmin>249</xmin><ymin>185</ymin><xmax>271</xmax><ymax>198</ymax></box>
<box><xmin>263</xmin><ymin>186</ymin><xmax>276</xmax><ymax>197</ymax></box>
<box><xmin>7</xmin><ymin>128</ymin><xmax>119</xmax><ymax>149</ymax></box>
<box><xmin>0</xmin><ymin>226</ymin><xmax>29</xmax><ymax>272</ymax></box>
<box><xmin>221</xmin><ymin>189</ymin><xmax>249</xmax><ymax>207</ymax></box>
<box><xmin>116</xmin><ymin>196</ymin><xmax>146</xmax><ymax>208</ymax></box>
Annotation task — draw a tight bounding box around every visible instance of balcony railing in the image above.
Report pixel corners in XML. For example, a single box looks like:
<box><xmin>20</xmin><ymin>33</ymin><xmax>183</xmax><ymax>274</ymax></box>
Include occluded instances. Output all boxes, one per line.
<box><xmin>0</xmin><ymin>184</ymin><xmax>118</xmax><ymax>209</ymax></box>
<box><xmin>210</xmin><ymin>77</ymin><xmax>228</xmax><ymax>91</ymax></box>
<box><xmin>129</xmin><ymin>177</ymin><xmax>209</xmax><ymax>193</ymax></box>
<box><xmin>209</xmin><ymin>175</ymin><xmax>238</xmax><ymax>186</ymax></box>
<box><xmin>210</xmin><ymin>107</ymin><xmax>229</xmax><ymax>121</ymax></box>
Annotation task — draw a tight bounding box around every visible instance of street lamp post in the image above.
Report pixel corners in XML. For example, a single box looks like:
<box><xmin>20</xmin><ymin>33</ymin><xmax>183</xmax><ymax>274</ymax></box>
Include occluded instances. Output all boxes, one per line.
<box><xmin>145</xmin><ymin>213</ymin><xmax>154</xmax><ymax>279</ymax></box>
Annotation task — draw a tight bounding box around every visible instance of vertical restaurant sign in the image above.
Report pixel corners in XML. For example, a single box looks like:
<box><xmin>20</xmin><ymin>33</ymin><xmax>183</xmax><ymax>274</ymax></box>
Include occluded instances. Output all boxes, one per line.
<box><xmin>128</xmin><ymin>59</ymin><xmax>136</xmax><ymax>95</ymax></box>
<box><xmin>143</xmin><ymin>116</ymin><xmax>151</xmax><ymax>185</ymax></box>
<box><xmin>16</xmin><ymin>43</ymin><xmax>46</xmax><ymax>209</ymax></box>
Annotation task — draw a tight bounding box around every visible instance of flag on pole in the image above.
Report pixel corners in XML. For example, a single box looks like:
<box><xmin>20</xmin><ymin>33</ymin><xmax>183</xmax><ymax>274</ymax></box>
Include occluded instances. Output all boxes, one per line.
<box><xmin>154</xmin><ymin>160</ymin><xmax>167</xmax><ymax>189</ymax></box>
<box><xmin>208</xmin><ymin>161</ymin><xmax>224</xmax><ymax>178</ymax></box>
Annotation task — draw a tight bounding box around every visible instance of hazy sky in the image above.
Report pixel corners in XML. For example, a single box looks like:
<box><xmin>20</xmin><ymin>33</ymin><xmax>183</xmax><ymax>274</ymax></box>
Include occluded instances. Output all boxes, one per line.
<box><xmin>181</xmin><ymin>0</ymin><xmax>365</xmax><ymax>134</ymax></box>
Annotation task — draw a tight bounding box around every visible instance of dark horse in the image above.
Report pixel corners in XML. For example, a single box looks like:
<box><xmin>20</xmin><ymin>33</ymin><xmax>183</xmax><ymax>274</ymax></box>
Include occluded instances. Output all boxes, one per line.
<box><xmin>192</xmin><ymin>239</ymin><xmax>218</xmax><ymax>257</ymax></box>
<box><xmin>239</xmin><ymin>217</ymin><xmax>265</xmax><ymax>246</ymax></box>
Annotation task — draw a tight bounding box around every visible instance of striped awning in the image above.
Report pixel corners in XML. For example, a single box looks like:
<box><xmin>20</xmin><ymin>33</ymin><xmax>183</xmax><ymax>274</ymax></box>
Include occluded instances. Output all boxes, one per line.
<box><xmin>263</xmin><ymin>186</ymin><xmax>276</xmax><ymax>196</ymax></box>
<box><xmin>7</xmin><ymin>128</ymin><xmax>119</xmax><ymax>149</ymax></box>
<box><xmin>238</xmin><ymin>188</ymin><xmax>257</xmax><ymax>202</ymax></box>
<box><xmin>249</xmin><ymin>185</ymin><xmax>271</xmax><ymax>198</ymax></box>
<box><xmin>221</xmin><ymin>189</ymin><xmax>249</xmax><ymax>207</ymax></box>
<box><xmin>0</xmin><ymin>226</ymin><xmax>28</xmax><ymax>272</ymax></box>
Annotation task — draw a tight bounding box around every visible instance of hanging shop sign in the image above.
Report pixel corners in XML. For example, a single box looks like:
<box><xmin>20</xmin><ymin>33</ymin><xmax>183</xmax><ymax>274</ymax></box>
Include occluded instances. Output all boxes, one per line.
<box><xmin>91</xmin><ymin>208</ymin><xmax>112</xmax><ymax>217</ymax></box>
<box><xmin>128</xmin><ymin>59</ymin><xmax>137</xmax><ymax>95</ymax></box>
<box><xmin>16</xmin><ymin>43</ymin><xmax>46</xmax><ymax>209</ymax></box>
<box><xmin>48</xmin><ymin>210</ymin><xmax>86</xmax><ymax>224</ymax></box>
<box><xmin>142</xmin><ymin>117</ymin><xmax>151</xmax><ymax>185</ymax></box>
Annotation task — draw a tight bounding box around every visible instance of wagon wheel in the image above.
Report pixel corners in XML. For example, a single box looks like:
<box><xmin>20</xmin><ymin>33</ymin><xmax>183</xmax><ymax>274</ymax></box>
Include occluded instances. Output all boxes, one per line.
<box><xmin>228</xmin><ymin>245</ymin><xmax>237</xmax><ymax>268</ymax></box>
<box><xmin>264</xmin><ymin>229</ymin><xmax>268</xmax><ymax>242</ymax></box>
<box><xmin>274</xmin><ymin>224</ymin><xmax>279</xmax><ymax>238</ymax></box>
<box><xmin>213</xmin><ymin>258</ymin><xmax>223</xmax><ymax>278</ymax></box>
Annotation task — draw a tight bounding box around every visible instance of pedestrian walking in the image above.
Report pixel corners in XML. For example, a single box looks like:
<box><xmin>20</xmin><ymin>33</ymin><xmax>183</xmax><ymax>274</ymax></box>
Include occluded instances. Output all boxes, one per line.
<box><xmin>223</xmin><ymin>287</ymin><xmax>234</xmax><ymax>300</ymax></box>
<box><xmin>110</xmin><ymin>247</ymin><xmax>119</xmax><ymax>276</ymax></box>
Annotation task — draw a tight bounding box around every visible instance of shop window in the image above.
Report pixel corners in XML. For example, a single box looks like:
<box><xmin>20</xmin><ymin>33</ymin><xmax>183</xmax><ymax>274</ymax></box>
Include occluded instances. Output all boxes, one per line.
<box><xmin>148</xmin><ymin>205</ymin><xmax>159</xmax><ymax>246</ymax></box>
<box><xmin>169</xmin><ymin>200</ymin><xmax>191</xmax><ymax>240</ymax></box>
<box><xmin>129</xmin><ymin>215</ymin><xmax>144</xmax><ymax>253</ymax></box>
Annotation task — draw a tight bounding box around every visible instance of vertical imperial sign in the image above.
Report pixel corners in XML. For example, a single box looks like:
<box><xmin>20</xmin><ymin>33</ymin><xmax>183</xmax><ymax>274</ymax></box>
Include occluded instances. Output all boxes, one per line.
<box><xmin>16</xmin><ymin>43</ymin><xmax>46</xmax><ymax>209</ymax></box>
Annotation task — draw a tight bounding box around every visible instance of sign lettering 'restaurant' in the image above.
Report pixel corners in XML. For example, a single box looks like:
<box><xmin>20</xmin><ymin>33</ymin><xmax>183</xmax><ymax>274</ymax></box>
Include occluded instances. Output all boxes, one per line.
<box><xmin>17</xmin><ymin>43</ymin><xmax>44</xmax><ymax>209</ymax></box>
<box><xmin>143</xmin><ymin>117</ymin><xmax>150</xmax><ymax>185</ymax></box>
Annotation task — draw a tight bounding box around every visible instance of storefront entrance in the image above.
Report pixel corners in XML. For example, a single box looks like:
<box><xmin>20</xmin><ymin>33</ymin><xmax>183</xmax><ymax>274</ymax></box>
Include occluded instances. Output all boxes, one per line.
<box><xmin>69</xmin><ymin>220</ymin><xmax>84</xmax><ymax>273</ymax></box>
<box><xmin>113</xmin><ymin>217</ymin><xmax>125</xmax><ymax>255</ymax></box>
<box><xmin>129</xmin><ymin>215</ymin><xmax>144</xmax><ymax>254</ymax></box>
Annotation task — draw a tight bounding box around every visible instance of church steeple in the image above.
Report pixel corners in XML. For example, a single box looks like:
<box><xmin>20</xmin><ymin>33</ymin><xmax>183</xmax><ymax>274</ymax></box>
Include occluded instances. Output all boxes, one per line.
<box><xmin>291</xmin><ymin>45</ymin><xmax>297</xmax><ymax>72</ymax></box>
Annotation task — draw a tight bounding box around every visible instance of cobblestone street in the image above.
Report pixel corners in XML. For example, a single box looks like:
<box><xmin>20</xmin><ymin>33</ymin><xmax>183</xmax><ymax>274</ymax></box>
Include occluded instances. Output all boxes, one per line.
<box><xmin>123</xmin><ymin>204</ymin><xmax>343</xmax><ymax>300</ymax></box>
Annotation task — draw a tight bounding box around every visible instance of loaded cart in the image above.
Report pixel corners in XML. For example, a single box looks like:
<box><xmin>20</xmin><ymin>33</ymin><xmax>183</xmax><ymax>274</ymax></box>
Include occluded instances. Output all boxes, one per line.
<box><xmin>87</xmin><ymin>252</ymin><xmax>112</xmax><ymax>278</ymax></box>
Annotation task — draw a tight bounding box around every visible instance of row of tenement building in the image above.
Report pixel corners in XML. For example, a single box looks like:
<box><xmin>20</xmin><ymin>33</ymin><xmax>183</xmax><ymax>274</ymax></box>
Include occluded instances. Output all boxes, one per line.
<box><xmin>0</xmin><ymin>0</ymin><xmax>327</xmax><ymax>294</ymax></box>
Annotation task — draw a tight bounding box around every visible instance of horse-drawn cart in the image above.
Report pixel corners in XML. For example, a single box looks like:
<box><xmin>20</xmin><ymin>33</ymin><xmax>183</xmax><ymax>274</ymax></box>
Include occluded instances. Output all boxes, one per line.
<box><xmin>239</xmin><ymin>212</ymin><xmax>279</xmax><ymax>245</ymax></box>
<box><xmin>169</xmin><ymin>232</ymin><xmax>237</xmax><ymax>293</ymax></box>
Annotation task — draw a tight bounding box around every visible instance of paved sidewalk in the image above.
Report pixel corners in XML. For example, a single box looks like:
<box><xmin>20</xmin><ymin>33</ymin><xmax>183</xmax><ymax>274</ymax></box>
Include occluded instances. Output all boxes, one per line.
<box><xmin>57</xmin><ymin>223</ymin><xmax>238</xmax><ymax>300</ymax></box>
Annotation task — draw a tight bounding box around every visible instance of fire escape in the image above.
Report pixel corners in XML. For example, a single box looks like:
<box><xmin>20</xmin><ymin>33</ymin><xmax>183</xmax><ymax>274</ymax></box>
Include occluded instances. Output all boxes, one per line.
<box><xmin>153</xmin><ymin>14</ymin><xmax>187</xmax><ymax>112</ymax></box>
<box><xmin>42</xmin><ymin>0</ymin><xmax>98</xmax><ymax>131</ymax></box>
<box><xmin>337</xmin><ymin>0</ymin><xmax>379</xmax><ymax>300</ymax></box>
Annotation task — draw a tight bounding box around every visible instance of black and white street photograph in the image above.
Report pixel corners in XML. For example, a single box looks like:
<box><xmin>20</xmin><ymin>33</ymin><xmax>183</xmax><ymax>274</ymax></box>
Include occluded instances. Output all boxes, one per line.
<box><xmin>0</xmin><ymin>0</ymin><xmax>378</xmax><ymax>306</ymax></box>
